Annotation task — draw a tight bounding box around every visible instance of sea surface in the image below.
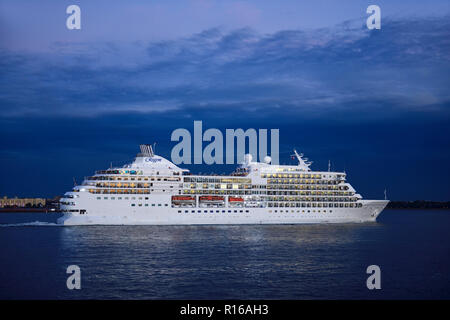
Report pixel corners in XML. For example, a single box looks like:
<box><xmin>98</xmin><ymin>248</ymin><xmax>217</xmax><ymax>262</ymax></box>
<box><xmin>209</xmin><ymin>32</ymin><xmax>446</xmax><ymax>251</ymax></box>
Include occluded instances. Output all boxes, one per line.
<box><xmin>0</xmin><ymin>209</ymin><xmax>449</xmax><ymax>299</ymax></box>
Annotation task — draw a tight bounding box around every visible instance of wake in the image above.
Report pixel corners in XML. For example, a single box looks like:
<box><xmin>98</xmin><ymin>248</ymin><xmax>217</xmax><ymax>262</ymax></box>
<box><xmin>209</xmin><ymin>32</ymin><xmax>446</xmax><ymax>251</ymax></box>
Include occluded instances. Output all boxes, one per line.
<box><xmin>0</xmin><ymin>221</ymin><xmax>61</xmax><ymax>227</ymax></box>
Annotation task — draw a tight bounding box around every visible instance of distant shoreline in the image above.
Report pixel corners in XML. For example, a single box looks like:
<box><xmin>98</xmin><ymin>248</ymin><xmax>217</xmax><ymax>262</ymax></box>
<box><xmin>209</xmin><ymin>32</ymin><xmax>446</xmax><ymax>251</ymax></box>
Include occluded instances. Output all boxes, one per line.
<box><xmin>387</xmin><ymin>201</ymin><xmax>450</xmax><ymax>209</ymax></box>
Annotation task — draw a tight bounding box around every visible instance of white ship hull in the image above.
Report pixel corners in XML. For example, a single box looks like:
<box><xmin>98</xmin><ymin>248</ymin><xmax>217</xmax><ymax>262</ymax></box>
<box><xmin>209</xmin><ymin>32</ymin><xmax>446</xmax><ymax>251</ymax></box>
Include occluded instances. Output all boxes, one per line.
<box><xmin>58</xmin><ymin>199</ymin><xmax>388</xmax><ymax>226</ymax></box>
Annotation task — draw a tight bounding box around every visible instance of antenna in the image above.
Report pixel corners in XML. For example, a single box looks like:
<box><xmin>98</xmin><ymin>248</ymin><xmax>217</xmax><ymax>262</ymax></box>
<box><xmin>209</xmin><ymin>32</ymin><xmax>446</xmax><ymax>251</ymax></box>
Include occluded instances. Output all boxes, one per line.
<box><xmin>73</xmin><ymin>177</ymin><xmax>77</xmax><ymax>187</ymax></box>
<box><xmin>153</xmin><ymin>142</ymin><xmax>156</xmax><ymax>154</ymax></box>
<box><xmin>384</xmin><ymin>188</ymin><xmax>387</xmax><ymax>200</ymax></box>
<box><xmin>292</xmin><ymin>149</ymin><xmax>312</xmax><ymax>171</ymax></box>
<box><xmin>328</xmin><ymin>160</ymin><xmax>331</xmax><ymax>172</ymax></box>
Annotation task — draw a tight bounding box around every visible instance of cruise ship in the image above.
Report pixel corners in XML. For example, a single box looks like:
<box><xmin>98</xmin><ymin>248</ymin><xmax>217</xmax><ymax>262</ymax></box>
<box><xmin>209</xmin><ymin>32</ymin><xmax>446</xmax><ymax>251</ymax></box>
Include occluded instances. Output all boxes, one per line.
<box><xmin>57</xmin><ymin>145</ymin><xmax>388</xmax><ymax>225</ymax></box>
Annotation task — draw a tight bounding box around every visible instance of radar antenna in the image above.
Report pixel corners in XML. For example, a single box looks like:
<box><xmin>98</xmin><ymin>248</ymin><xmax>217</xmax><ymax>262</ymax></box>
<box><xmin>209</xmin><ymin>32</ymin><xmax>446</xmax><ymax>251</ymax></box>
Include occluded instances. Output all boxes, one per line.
<box><xmin>292</xmin><ymin>149</ymin><xmax>312</xmax><ymax>171</ymax></box>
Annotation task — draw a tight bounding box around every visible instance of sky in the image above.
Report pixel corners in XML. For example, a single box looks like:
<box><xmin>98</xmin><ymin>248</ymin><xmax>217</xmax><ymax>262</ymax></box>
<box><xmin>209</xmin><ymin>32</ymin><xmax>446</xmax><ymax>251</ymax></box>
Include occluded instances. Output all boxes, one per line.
<box><xmin>0</xmin><ymin>1</ymin><xmax>449</xmax><ymax>200</ymax></box>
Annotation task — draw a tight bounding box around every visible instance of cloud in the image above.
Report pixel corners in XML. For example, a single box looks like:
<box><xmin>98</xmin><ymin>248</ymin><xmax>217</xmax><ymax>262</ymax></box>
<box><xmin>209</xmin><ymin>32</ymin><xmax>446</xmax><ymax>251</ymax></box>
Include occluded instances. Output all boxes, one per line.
<box><xmin>0</xmin><ymin>16</ymin><xmax>449</xmax><ymax>119</ymax></box>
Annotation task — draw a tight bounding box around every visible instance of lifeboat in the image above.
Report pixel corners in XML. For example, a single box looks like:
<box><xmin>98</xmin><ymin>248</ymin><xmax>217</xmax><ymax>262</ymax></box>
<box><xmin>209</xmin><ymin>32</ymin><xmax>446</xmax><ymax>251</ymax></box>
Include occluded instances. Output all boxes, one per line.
<box><xmin>199</xmin><ymin>196</ymin><xmax>225</xmax><ymax>202</ymax></box>
<box><xmin>172</xmin><ymin>196</ymin><xmax>195</xmax><ymax>202</ymax></box>
<box><xmin>228</xmin><ymin>196</ymin><xmax>244</xmax><ymax>202</ymax></box>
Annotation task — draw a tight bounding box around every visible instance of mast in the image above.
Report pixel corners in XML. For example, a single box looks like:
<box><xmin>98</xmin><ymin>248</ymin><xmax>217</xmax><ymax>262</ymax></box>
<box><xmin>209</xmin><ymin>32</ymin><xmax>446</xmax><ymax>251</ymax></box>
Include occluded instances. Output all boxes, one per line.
<box><xmin>292</xmin><ymin>149</ymin><xmax>312</xmax><ymax>171</ymax></box>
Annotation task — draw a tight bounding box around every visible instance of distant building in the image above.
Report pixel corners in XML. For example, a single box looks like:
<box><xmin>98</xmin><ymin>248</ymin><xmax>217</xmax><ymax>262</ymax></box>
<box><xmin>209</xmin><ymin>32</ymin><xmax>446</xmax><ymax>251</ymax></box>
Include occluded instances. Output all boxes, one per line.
<box><xmin>0</xmin><ymin>196</ymin><xmax>46</xmax><ymax>208</ymax></box>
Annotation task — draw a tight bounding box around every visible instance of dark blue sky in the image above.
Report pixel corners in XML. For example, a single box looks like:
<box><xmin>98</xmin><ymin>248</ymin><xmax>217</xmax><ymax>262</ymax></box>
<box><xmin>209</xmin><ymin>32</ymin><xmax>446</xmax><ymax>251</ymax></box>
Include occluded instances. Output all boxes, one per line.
<box><xmin>0</xmin><ymin>1</ymin><xmax>449</xmax><ymax>200</ymax></box>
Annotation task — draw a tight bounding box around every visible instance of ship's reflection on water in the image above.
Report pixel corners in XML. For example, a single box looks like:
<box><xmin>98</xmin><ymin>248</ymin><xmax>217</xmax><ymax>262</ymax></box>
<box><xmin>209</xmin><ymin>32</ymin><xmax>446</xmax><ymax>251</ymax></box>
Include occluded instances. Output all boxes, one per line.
<box><xmin>2</xmin><ymin>210</ymin><xmax>449</xmax><ymax>299</ymax></box>
<box><xmin>58</xmin><ymin>222</ymin><xmax>384</xmax><ymax>299</ymax></box>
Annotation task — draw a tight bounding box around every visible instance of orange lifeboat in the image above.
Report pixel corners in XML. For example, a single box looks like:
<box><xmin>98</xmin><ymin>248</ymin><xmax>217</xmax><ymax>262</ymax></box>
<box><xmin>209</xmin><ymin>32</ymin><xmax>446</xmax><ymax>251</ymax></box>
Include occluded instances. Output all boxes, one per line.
<box><xmin>199</xmin><ymin>195</ymin><xmax>225</xmax><ymax>202</ymax></box>
<box><xmin>228</xmin><ymin>196</ymin><xmax>244</xmax><ymax>202</ymax></box>
<box><xmin>172</xmin><ymin>196</ymin><xmax>195</xmax><ymax>201</ymax></box>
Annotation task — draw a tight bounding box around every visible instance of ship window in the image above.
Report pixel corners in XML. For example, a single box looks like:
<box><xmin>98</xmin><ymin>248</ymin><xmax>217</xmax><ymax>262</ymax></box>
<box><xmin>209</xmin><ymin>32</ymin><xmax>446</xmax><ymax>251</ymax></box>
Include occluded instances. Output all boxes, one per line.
<box><xmin>151</xmin><ymin>204</ymin><xmax>155</xmax><ymax>206</ymax></box>
<box><xmin>179</xmin><ymin>210</ymin><xmax>182</xmax><ymax>213</ymax></box>
<box><xmin>96</xmin><ymin>197</ymin><xmax>101</xmax><ymax>200</ymax></box>
<box><xmin>131</xmin><ymin>204</ymin><xmax>135</xmax><ymax>206</ymax></box>
<box><xmin>145</xmin><ymin>204</ymin><xmax>148</xmax><ymax>207</ymax></box>
<box><xmin>165</xmin><ymin>204</ymin><xmax>168</xmax><ymax>206</ymax></box>
<box><xmin>104</xmin><ymin>197</ymin><xmax>108</xmax><ymax>200</ymax></box>
<box><xmin>228</xmin><ymin>210</ymin><xmax>231</xmax><ymax>213</ymax></box>
<box><xmin>118</xmin><ymin>197</ymin><xmax>122</xmax><ymax>200</ymax></box>
<box><xmin>111</xmin><ymin>197</ymin><xmax>115</xmax><ymax>200</ymax></box>
<box><xmin>138</xmin><ymin>204</ymin><xmax>142</xmax><ymax>207</ymax></box>
<box><xmin>158</xmin><ymin>204</ymin><xmax>161</xmax><ymax>206</ymax></box>
<box><xmin>245</xmin><ymin>210</ymin><xmax>249</xmax><ymax>213</ymax></box>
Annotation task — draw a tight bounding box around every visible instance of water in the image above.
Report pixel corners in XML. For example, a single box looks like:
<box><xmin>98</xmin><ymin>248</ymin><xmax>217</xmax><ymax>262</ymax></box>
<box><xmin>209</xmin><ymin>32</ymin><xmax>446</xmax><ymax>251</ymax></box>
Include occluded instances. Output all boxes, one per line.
<box><xmin>0</xmin><ymin>210</ymin><xmax>449</xmax><ymax>299</ymax></box>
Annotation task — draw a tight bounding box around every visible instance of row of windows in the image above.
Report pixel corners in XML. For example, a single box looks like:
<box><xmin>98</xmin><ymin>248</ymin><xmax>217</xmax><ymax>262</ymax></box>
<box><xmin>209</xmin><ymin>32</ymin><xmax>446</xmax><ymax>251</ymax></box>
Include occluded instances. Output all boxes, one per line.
<box><xmin>268</xmin><ymin>202</ymin><xmax>362</xmax><ymax>208</ymax></box>
<box><xmin>96</xmin><ymin>170</ymin><xmax>182</xmax><ymax>176</ymax></box>
<box><xmin>262</xmin><ymin>173</ymin><xmax>345</xmax><ymax>179</ymax></box>
<box><xmin>89</xmin><ymin>188</ymin><xmax>179</xmax><ymax>194</ymax></box>
<box><xmin>184</xmin><ymin>177</ymin><xmax>251</xmax><ymax>184</ymax></box>
<box><xmin>267</xmin><ymin>191</ymin><xmax>353</xmax><ymax>196</ymax></box>
<box><xmin>183</xmin><ymin>190</ymin><xmax>252</xmax><ymax>195</ymax></box>
<box><xmin>267</xmin><ymin>196</ymin><xmax>356</xmax><ymax>201</ymax></box>
<box><xmin>267</xmin><ymin>185</ymin><xmax>349</xmax><ymax>190</ymax></box>
<box><xmin>178</xmin><ymin>209</ymin><xmax>250</xmax><ymax>214</ymax></box>
<box><xmin>180</xmin><ymin>189</ymin><xmax>355</xmax><ymax>197</ymax></box>
<box><xmin>267</xmin><ymin>179</ymin><xmax>340</xmax><ymax>184</ymax></box>
<box><xmin>185</xmin><ymin>183</ymin><xmax>252</xmax><ymax>189</ymax></box>
<box><xmin>92</xmin><ymin>189</ymin><xmax>152</xmax><ymax>194</ymax></box>
<box><xmin>87</xmin><ymin>176</ymin><xmax>180</xmax><ymax>182</ymax></box>
<box><xmin>266</xmin><ymin>183</ymin><xmax>348</xmax><ymax>189</ymax></box>
<box><xmin>181</xmin><ymin>207</ymin><xmax>343</xmax><ymax>215</ymax></box>
<box><xmin>95</xmin><ymin>183</ymin><xmax>152</xmax><ymax>188</ymax></box>
<box><xmin>267</xmin><ymin>191</ymin><xmax>354</xmax><ymax>196</ymax></box>
<box><xmin>263</xmin><ymin>173</ymin><xmax>322</xmax><ymax>179</ymax></box>
<box><xmin>96</xmin><ymin>196</ymin><xmax>163</xmax><ymax>202</ymax></box>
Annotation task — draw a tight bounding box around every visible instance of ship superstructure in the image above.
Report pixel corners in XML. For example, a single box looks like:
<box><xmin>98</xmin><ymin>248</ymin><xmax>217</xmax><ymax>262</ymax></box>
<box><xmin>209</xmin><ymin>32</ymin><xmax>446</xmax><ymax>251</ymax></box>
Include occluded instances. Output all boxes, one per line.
<box><xmin>58</xmin><ymin>145</ymin><xmax>388</xmax><ymax>225</ymax></box>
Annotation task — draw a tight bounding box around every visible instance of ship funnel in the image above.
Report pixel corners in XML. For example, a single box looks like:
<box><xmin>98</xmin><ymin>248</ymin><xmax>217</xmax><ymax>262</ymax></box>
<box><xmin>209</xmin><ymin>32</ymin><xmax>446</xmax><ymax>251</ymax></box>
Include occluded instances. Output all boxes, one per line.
<box><xmin>139</xmin><ymin>144</ymin><xmax>154</xmax><ymax>157</ymax></box>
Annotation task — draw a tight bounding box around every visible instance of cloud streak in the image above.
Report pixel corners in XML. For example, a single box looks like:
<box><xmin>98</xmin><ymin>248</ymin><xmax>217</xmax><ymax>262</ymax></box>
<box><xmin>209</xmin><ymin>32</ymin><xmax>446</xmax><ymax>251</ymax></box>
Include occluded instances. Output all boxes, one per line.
<box><xmin>0</xmin><ymin>16</ymin><xmax>449</xmax><ymax>119</ymax></box>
